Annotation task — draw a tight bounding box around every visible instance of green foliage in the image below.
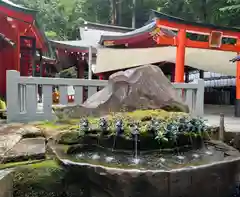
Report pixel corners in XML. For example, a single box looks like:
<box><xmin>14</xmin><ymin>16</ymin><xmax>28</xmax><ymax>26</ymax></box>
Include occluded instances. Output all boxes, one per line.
<box><xmin>12</xmin><ymin>0</ymin><xmax>84</xmax><ymax>39</ymax></box>
<box><xmin>45</xmin><ymin>31</ymin><xmax>58</xmax><ymax>40</ymax></box>
<box><xmin>154</xmin><ymin>116</ymin><xmax>207</xmax><ymax>144</ymax></box>
<box><xmin>220</xmin><ymin>0</ymin><xmax>240</xmax><ymax>11</ymax></box>
<box><xmin>40</xmin><ymin>110</ymin><xmax>212</xmax><ymax>147</ymax></box>
<box><xmin>11</xmin><ymin>0</ymin><xmax>240</xmax><ymax>41</ymax></box>
<box><xmin>57</xmin><ymin>66</ymin><xmax>77</xmax><ymax>78</ymax></box>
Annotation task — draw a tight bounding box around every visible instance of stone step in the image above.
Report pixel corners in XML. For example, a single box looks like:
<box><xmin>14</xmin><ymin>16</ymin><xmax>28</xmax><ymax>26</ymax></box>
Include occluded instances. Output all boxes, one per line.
<box><xmin>0</xmin><ymin>134</ymin><xmax>22</xmax><ymax>159</ymax></box>
<box><xmin>0</xmin><ymin>169</ymin><xmax>13</xmax><ymax>197</ymax></box>
<box><xmin>2</xmin><ymin>137</ymin><xmax>46</xmax><ymax>163</ymax></box>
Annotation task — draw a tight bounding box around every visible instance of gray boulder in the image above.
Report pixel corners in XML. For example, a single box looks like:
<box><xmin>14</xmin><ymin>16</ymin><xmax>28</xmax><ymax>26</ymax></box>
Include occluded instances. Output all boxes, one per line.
<box><xmin>55</xmin><ymin>65</ymin><xmax>189</xmax><ymax>118</ymax></box>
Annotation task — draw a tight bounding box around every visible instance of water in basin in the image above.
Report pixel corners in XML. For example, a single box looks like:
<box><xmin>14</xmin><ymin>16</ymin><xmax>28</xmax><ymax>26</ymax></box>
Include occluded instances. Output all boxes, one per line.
<box><xmin>66</xmin><ymin>144</ymin><xmax>224</xmax><ymax>170</ymax></box>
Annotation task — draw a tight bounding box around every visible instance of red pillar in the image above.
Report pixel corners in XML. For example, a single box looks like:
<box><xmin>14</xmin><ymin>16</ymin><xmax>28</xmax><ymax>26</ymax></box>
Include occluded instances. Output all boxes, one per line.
<box><xmin>174</xmin><ymin>29</ymin><xmax>186</xmax><ymax>83</ymax></box>
<box><xmin>235</xmin><ymin>49</ymin><xmax>240</xmax><ymax>116</ymax></box>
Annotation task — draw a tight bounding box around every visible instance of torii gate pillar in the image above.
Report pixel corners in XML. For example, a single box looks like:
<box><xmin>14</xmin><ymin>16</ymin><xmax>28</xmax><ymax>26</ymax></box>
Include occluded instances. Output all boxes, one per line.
<box><xmin>235</xmin><ymin>50</ymin><xmax>240</xmax><ymax>117</ymax></box>
<box><xmin>175</xmin><ymin>29</ymin><xmax>186</xmax><ymax>82</ymax></box>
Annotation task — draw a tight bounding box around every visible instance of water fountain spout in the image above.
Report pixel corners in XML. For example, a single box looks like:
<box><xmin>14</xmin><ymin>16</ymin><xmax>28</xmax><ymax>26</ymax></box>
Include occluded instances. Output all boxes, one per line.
<box><xmin>148</xmin><ymin>118</ymin><xmax>161</xmax><ymax>136</ymax></box>
<box><xmin>112</xmin><ymin>119</ymin><xmax>124</xmax><ymax>151</ymax></box>
<box><xmin>131</xmin><ymin>123</ymin><xmax>140</xmax><ymax>164</ymax></box>
<box><xmin>116</xmin><ymin>119</ymin><xmax>124</xmax><ymax>136</ymax></box>
<box><xmin>80</xmin><ymin>118</ymin><xmax>90</xmax><ymax>133</ymax></box>
<box><xmin>99</xmin><ymin>118</ymin><xmax>108</xmax><ymax>135</ymax></box>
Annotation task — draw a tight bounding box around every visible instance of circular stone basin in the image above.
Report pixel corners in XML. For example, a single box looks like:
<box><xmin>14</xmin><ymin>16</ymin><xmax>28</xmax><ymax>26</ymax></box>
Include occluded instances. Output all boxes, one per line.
<box><xmin>53</xmin><ymin>141</ymin><xmax>240</xmax><ymax>197</ymax></box>
<box><xmin>64</xmin><ymin>145</ymin><xmax>226</xmax><ymax>170</ymax></box>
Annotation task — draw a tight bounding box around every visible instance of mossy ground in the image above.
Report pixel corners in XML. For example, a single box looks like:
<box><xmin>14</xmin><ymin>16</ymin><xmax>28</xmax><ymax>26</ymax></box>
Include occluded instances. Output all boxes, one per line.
<box><xmin>0</xmin><ymin>159</ymin><xmax>48</xmax><ymax>170</ymax></box>
<box><xmin>12</xmin><ymin>160</ymin><xmax>66</xmax><ymax>197</ymax></box>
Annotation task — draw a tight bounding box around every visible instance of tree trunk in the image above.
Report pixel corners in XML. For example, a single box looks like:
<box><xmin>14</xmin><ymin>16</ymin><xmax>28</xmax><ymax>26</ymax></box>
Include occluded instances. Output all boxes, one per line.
<box><xmin>132</xmin><ymin>0</ymin><xmax>136</xmax><ymax>28</ymax></box>
<box><xmin>202</xmin><ymin>0</ymin><xmax>208</xmax><ymax>22</ymax></box>
<box><xmin>117</xmin><ymin>0</ymin><xmax>122</xmax><ymax>25</ymax></box>
<box><xmin>110</xmin><ymin>0</ymin><xmax>117</xmax><ymax>25</ymax></box>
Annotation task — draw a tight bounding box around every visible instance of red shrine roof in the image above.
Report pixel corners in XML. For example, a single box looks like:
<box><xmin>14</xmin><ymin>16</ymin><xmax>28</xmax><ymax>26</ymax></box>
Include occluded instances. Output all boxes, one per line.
<box><xmin>0</xmin><ymin>0</ymin><xmax>50</xmax><ymax>51</ymax></box>
<box><xmin>51</xmin><ymin>22</ymin><xmax>133</xmax><ymax>53</ymax></box>
<box><xmin>51</xmin><ymin>20</ymin><xmax>176</xmax><ymax>54</ymax></box>
<box><xmin>99</xmin><ymin>19</ymin><xmax>176</xmax><ymax>47</ymax></box>
<box><xmin>100</xmin><ymin>10</ymin><xmax>240</xmax><ymax>48</ymax></box>
<box><xmin>151</xmin><ymin>10</ymin><xmax>240</xmax><ymax>33</ymax></box>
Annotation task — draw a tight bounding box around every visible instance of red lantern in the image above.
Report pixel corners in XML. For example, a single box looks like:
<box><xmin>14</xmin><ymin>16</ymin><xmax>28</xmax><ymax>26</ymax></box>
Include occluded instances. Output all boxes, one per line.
<box><xmin>68</xmin><ymin>95</ymin><xmax>75</xmax><ymax>103</ymax></box>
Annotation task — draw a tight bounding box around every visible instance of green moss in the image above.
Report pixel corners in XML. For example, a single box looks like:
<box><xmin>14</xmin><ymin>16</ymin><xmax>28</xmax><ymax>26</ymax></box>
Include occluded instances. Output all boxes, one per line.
<box><xmin>26</xmin><ymin>160</ymin><xmax>60</xmax><ymax>169</ymax></box>
<box><xmin>13</xmin><ymin>160</ymin><xmax>65</xmax><ymax>197</ymax></box>
<box><xmin>38</xmin><ymin>110</ymin><xmax>181</xmax><ymax>129</ymax></box>
<box><xmin>36</xmin><ymin>119</ymin><xmax>79</xmax><ymax>130</ymax></box>
<box><xmin>12</xmin><ymin>160</ymin><xmax>86</xmax><ymax>197</ymax></box>
<box><xmin>0</xmin><ymin>159</ymin><xmax>47</xmax><ymax>170</ymax></box>
<box><xmin>56</xmin><ymin>131</ymin><xmax>83</xmax><ymax>144</ymax></box>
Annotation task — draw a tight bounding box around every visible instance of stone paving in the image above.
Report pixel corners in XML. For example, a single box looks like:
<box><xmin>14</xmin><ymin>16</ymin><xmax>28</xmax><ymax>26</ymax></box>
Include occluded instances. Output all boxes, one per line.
<box><xmin>3</xmin><ymin>138</ymin><xmax>45</xmax><ymax>163</ymax></box>
<box><xmin>204</xmin><ymin>104</ymin><xmax>240</xmax><ymax>132</ymax></box>
<box><xmin>0</xmin><ymin>124</ymin><xmax>22</xmax><ymax>160</ymax></box>
<box><xmin>0</xmin><ymin>123</ymin><xmax>46</xmax><ymax>164</ymax></box>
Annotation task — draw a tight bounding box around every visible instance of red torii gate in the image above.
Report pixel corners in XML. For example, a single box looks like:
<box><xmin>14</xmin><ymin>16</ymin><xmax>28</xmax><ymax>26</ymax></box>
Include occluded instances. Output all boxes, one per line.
<box><xmin>153</xmin><ymin>11</ymin><xmax>240</xmax><ymax>116</ymax></box>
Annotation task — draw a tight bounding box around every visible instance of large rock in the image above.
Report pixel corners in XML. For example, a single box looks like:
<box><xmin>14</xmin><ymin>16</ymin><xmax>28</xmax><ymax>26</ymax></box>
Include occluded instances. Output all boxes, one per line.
<box><xmin>56</xmin><ymin>65</ymin><xmax>189</xmax><ymax>118</ymax></box>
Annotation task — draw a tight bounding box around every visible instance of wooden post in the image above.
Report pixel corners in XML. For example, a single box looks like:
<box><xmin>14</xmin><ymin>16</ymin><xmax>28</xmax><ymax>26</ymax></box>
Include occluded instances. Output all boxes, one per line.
<box><xmin>171</xmin><ymin>66</ymin><xmax>175</xmax><ymax>82</ymax></box>
<box><xmin>199</xmin><ymin>70</ymin><xmax>204</xmax><ymax>79</ymax></box>
<box><xmin>78</xmin><ymin>59</ymin><xmax>84</xmax><ymax>79</ymax></box>
<box><xmin>174</xmin><ymin>29</ymin><xmax>186</xmax><ymax>83</ymax></box>
<box><xmin>185</xmin><ymin>69</ymin><xmax>189</xmax><ymax>83</ymax></box>
<box><xmin>219</xmin><ymin>113</ymin><xmax>225</xmax><ymax>141</ymax></box>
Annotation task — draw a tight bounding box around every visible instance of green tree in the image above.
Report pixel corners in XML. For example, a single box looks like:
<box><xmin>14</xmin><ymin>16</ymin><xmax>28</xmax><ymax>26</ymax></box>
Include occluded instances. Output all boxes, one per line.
<box><xmin>12</xmin><ymin>0</ymin><xmax>240</xmax><ymax>40</ymax></box>
<box><xmin>219</xmin><ymin>0</ymin><xmax>240</xmax><ymax>26</ymax></box>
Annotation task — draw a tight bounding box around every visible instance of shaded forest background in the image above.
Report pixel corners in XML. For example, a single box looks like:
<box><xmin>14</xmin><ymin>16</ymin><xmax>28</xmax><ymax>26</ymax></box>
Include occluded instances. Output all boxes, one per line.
<box><xmin>12</xmin><ymin>0</ymin><xmax>240</xmax><ymax>40</ymax></box>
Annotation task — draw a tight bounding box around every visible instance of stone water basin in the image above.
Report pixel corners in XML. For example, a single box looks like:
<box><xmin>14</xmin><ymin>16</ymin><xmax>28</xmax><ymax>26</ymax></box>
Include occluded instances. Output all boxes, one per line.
<box><xmin>64</xmin><ymin>144</ymin><xmax>225</xmax><ymax>170</ymax></box>
<box><xmin>53</xmin><ymin>140</ymin><xmax>240</xmax><ymax>197</ymax></box>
